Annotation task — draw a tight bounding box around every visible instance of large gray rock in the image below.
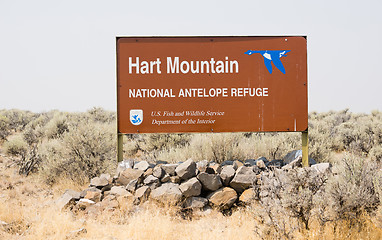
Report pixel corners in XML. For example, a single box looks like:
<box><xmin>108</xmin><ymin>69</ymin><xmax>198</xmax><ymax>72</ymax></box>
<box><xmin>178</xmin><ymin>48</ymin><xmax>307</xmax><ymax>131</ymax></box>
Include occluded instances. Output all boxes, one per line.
<box><xmin>151</xmin><ymin>183</ymin><xmax>182</xmax><ymax>204</ymax></box>
<box><xmin>230</xmin><ymin>166</ymin><xmax>257</xmax><ymax>193</ymax></box>
<box><xmin>207</xmin><ymin>187</ymin><xmax>237</xmax><ymax>210</ymax></box>
<box><xmin>207</xmin><ymin>163</ymin><xmax>221</xmax><ymax>174</ymax></box>
<box><xmin>244</xmin><ymin>158</ymin><xmax>268</xmax><ymax>168</ymax></box>
<box><xmin>256</xmin><ymin>157</ymin><xmax>269</xmax><ymax>164</ymax></box>
<box><xmin>109</xmin><ymin>186</ymin><xmax>129</xmax><ymax>196</ymax></box>
<box><xmin>100</xmin><ymin>195</ymin><xmax>119</xmax><ymax>210</ymax></box>
<box><xmin>143</xmin><ymin>168</ymin><xmax>153</xmax><ymax>178</ymax></box>
<box><xmin>126</xmin><ymin>179</ymin><xmax>138</xmax><ymax>193</ymax></box>
<box><xmin>80</xmin><ymin>187</ymin><xmax>101</xmax><ymax>198</ymax></box>
<box><xmin>143</xmin><ymin>175</ymin><xmax>161</xmax><ymax>189</ymax></box>
<box><xmin>283</xmin><ymin>150</ymin><xmax>302</xmax><ymax>164</ymax></box>
<box><xmin>183</xmin><ymin>197</ymin><xmax>208</xmax><ymax>209</ymax></box>
<box><xmin>311</xmin><ymin>163</ymin><xmax>331</xmax><ymax>174</ymax></box>
<box><xmin>267</xmin><ymin>159</ymin><xmax>284</xmax><ymax>168</ymax></box>
<box><xmin>197</xmin><ymin>172</ymin><xmax>222</xmax><ymax>191</ymax></box>
<box><xmin>100</xmin><ymin>173</ymin><xmax>113</xmax><ymax>184</ymax></box>
<box><xmin>233</xmin><ymin>160</ymin><xmax>244</xmax><ymax>170</ymax></box>
<box><xmin>153</xmin><ymin>165</ymin><xmax>165</xmax><ymax>179</ymax></box>
<box><xmin>282</xmin><ymin>156</ymin><xmax>302</xmax><ymax>170</ymax></box>
<box><xmin>220</xmin><ymin>165</ymin><xmax>236</xmax><ymax>186</ymax></box>
<box><xmin>134</xmin><ymin>161</ymin><xmax>151</xmax><ymax>171</ymax></box>
<box><xmin>239</xmin><ymin>188</ymin><xmax>257</xmax><ymax>204</ymax></box>
<box><xmin>134</xmin><ymin>186</ymin><xmax>151</xmax><ymax>204</ymax></box>
<box><xmin>175</xmin><ymin>159</ymin><xmax>196</xmax><ymax>180</ymax></box>
<box><xmin>170</xmin><ymin>175</ymin><xmax>181</xmax><ymax>184</ymax></box>
<box><xmin>116</xmin><ymin>159</ymin><xmax>134</xmax><ymax>175</ymax></box>
<box><xmin>90</xmin><ymin>176</ymin><xmax>109</xmax><ymax>188</ymax></box>
<box><xmin>221</xmin><ymin>160</ymin><xmax>234</xmax><ymax>166</ymax></box>
<box><xmin>116</xmin><ymin>192</ymin><xmax>134</xmax><ymax>207</ymax></box>
<box><xmin>63</xmin><ymin>189</ymin><xmax>81</xmax><ymax>200</ymax></box>
<box><xmin>143</xmin><ymin>175</ymin><xmax>159</xmax><ymax>185</ymax></box>
<box><xmin>283</xmin><ymin>150</ymin><xmax>316</xmax><ymax>166</ymax></box>
<box><xmin>77</xmin><ymin>199</ymin><xmax>95</xmax><ymax>210</ymax></box>
<box><xmin>161</xmin><ymin>174</ymin><xmax>171</xmax><ymax>183</ymax></box>
<box><xmin>256</xmin><ymin>160</ymin><xmax>267</xmax><ymax>169</ymax></box>
<box><xmin>196</xmin><ymin>160</ymin><xmax>209</xmax><ymax>172</ymax></box>
<box><xmin>84</xmin><ymin>190</ymin><xmax>102</xmax><ymax>203</ymax></box>
<box><xmin>179</xmin><ymin>177</ymin><xmax>202</xmax><ymax>197</ymax></box>
<box><xmin>161</xmin><ymin>164</ymin><xmax>179</xmax><ymax>176</ymax></box>
<box><xmin>117</xmin><ymin>168</ymin><xmax>144</xmax><ymax>186</ymax></box>
<box><xmin>244</xmin><ymin>159</ymin><xmax>257</xmax><ymax>166</ymax></box>
<box><xmin>56</xmin><ymin>191</ymin><xmax>77</xmax><ymax>209</ymax></box>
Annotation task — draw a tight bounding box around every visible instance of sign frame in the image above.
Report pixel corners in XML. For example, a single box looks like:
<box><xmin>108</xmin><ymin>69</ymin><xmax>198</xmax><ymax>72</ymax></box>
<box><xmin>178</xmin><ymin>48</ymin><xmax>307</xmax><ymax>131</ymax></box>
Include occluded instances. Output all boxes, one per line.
<box><xmin>116</xmin><ymin>36</ymin><xmax>309</xmax><ymax>166</ymax></box>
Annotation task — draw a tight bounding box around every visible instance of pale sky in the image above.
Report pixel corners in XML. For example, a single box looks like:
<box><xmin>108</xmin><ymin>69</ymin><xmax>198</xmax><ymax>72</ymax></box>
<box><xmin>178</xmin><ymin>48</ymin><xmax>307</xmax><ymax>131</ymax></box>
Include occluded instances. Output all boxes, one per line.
<box><xmin>0</xmin><ymin>0</ymin><xmax>381</xmax><ymax>113</ymax></box>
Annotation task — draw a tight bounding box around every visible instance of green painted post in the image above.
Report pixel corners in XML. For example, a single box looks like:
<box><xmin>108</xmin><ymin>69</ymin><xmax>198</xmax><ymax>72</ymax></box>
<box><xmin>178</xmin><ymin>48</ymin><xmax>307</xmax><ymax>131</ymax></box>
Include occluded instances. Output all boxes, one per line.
<box><xmin>117</xmin><ymin>133</ymin><xmax>123</xmax><ymax>162</ymax></box>
<box><xmin>302</xmin><ymin>131</ymin><xmax>309</xmax><ymax>167</ymax></box>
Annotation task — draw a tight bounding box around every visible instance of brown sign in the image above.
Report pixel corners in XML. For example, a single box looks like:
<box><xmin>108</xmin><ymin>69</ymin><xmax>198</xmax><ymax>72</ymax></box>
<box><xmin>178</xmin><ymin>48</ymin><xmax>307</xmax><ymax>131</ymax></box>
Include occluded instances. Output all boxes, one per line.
<box><xmin>117</xmin><ymin>36</ymin><xmax>307</xmax><ymax>133</ymax></box>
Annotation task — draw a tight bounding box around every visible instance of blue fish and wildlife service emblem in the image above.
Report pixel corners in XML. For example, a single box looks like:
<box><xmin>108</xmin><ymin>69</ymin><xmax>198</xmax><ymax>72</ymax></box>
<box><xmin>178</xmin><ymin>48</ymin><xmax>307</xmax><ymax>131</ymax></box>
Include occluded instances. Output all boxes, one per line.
<box><xmin>245</xmin><ymin>50</ymin><xmax>290</xmax><ymax>74</ymax></box>
<box><xmin>130</xmin><ymin>109</ymin><xmax>143</xmax><ymax>125</ymax></box>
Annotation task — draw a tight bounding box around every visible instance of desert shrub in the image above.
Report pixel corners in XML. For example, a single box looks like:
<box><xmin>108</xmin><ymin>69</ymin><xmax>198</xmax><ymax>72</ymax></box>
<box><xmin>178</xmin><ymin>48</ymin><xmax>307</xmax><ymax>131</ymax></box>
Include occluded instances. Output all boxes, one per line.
<box><xmin>155</xmin><ymin>133</ymin><xmax>247</xmax><ymax>163</ymax></box>
<box><xmin>121</xmin><ymin>109</ymin><xmax>382</xmax><ymax>163</ymax></box>
<box><xmin>38</xmin><ymin>120</ymin><xmax>116</xmax><ymax>184</ymax></box>
<box><xmin>12</xmin><ymin>112</ymin><xmax>58</xmax><ymax>175</ymax></box>
<box><xmin>22</xmin><ymin>112</ymin><xmax>55</xmax><ymax>145</ymax></box>
<box><xmin>335</xmin><ymin>116</ymin><xmax>378</xmax><ymax>154</ymax></box>
<box><xmin>124</xmin><ymin>138</ymin><xmax>140</xmax><ymax>156</ymax></box>
<box><xmin>0</xmin><ymin>114</ymin><xmax>11</xmax><ymax>141</ymax></box>
<box><xmin>281</xmin><ymin>169</ymin><xmax>328</xmax><ymax>230</ymax></box>
<box><xmin>307</xmin><ymin>110</ymin><xmax>352</xmax><ymax>161</ymax></box>
<box><xmin>325</xmin><ymin>155</ymin><xmax>380</xmax><ymax>221</ymax></box>
<box><xmin>307</xmin><ymin>110</ymin><xmax>382</xmax><ymax>161</ymax></box>
<box><xmin>256</xmin><ymin>168</ymin><xmax>329</xmax><ymax>239</ymax></box>
<box><xmin>3</xmin><ymin>135</ymin><xmax>28</xmax><ymax>157</ymax></box>
<box><xmin>14</xmin><ymin>113</ymin><xmax>54</xmax><ymax>175</ymax></box>
<box><xmin>307</xmin><ymin>127</ymin><xmax>332</xmax><ymax>162</ymax></box>
<box><xmin>2</xmin><ymin>135</ymin><xmax>40</xmax><ymax>175</ymax></box>
<box><xmin>155</xmin><ymin>132</ymin><xmax>302</xmax><ymax>164</ymax></box>
<box><xmin>135</xmin><ymin>133</ymin><xmax>191</xmax><ymax>160</ymax></box>
<box><xmin>37</xmin><ymin>138</ymin><xmax>65</xmax><ymax>183</ymax></box>
<box><xmin>43</xmin><ymin>112</ymin><xmax>69</xmax><ymax>139</ymax></box>
<box><xmin>1</xmin><ymin>108</ymin><xmax>118</xmax><ymax>183</ymax></box>
<box><xmin>87</xmin><ymin>107</ymin><xmax>115</xmax><ymax>123</ymax></box>
<box><xmin>208</xmin><ymin>133</ymin><xmax>244</xmax><ymax>162</ymax></box>
<box><xmin>3</xmin><ymin>108</ymin><xmax>381</xmax><ymax>187</ymax></box>
<box><xmin>4</xmin><ymin>112</ymin><xmax>58</xmax><ymax>175</ymax></box>
<box><xmin>141</xmin><ymin>133</ymin><xmax>191</xmax><ymax>152</ymax></box>
<box><xmin>310</xmin><ymin>110</ymin><xmax>382</xmax><ymax>158</ymax></box>
<box><xmin>255</xmin><ymin>155</ymin><xmax>382</xmax><ymax>238</ymax></box>
<box><xmin>370</xmin><ymin>145</ymin><xmax>382</xmax><ymax>162</ymax></box>
<box><xmin>1</xmin><ymin>109</ymin><xmax>38</xmax><ymax>131</ymax></box>
<box><xmin>155</xmin><ymin>147</ymin><xmax>192</xmax><ymax>163</ymax></box>
<box><xmin>149</xmin><ymin>126</ymin><xmax>339</xmax><ymax>164</ymax></box>
<box><xmin>184</xmin><ymin>133</ymin><xmax>245</xmax><ymax>162</ymax></box>
<box><xmin>249</xmin><ymin>133</ymin><xmax>300</xmax><ymax>160</ymax></box>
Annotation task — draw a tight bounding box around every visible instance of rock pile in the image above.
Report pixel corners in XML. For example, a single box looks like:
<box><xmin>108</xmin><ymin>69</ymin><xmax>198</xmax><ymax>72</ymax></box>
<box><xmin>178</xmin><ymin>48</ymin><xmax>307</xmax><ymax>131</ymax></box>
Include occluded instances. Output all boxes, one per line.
<box><xmin>57</xmin><ymin>150</ymin><xmax>331</xmax><ymax>213</ymax></box>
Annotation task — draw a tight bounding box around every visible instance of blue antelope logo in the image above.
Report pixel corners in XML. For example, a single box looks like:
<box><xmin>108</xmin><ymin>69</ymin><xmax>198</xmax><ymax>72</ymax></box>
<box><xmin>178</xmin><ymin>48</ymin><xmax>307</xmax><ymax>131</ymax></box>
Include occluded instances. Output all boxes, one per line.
<box><xmin>245</xmin><ymin>50</ymin><xmax>290</xmax><ymax>74</ymax></box>
<box><xmin>131</xmin><ymin>115</ymin><xmax>141</xmax><ymax>124</ymax></box>
<box><xmin>130</xmin><ymin>109</ymin><xmax>143</xmax><ymax>126</ymax></box>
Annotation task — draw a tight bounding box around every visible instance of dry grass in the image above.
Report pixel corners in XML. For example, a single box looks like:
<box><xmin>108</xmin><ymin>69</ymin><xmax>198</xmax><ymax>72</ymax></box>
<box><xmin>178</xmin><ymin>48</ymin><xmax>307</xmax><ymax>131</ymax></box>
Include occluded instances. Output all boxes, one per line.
<box><xmin>1</xmin><ymin>109</ymin><xmax>382</xmax><ymax>239</ymax></box>
<box><xmin>0</xmin><ymin>152</ymin><xmax>257</xmax><ymax>240</ymax></box>
<box><xmin>1</xmin><ymin>151</ymin><xmax>382</xmax><ymax>240</ymax></box>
